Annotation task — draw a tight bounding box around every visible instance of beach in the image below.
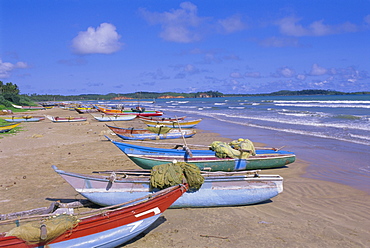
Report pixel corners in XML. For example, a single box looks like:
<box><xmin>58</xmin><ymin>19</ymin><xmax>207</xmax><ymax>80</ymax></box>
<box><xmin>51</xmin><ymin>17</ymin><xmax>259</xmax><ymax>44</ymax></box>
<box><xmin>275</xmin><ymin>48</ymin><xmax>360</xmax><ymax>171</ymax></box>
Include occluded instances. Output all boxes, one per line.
<box><xmin>0</xmin><ymin>107</ymin><xmax>369</xmax><ymax>247</ymax></box>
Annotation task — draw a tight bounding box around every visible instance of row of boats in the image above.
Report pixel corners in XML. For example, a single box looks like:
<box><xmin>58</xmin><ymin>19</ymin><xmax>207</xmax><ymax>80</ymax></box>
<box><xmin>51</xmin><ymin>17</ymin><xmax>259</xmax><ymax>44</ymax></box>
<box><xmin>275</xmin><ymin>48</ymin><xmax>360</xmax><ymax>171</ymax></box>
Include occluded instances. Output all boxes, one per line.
<box><xmin>0</xmin><ymin>104</ymin><xmax>296</xmax><ymax>247</ymax></box>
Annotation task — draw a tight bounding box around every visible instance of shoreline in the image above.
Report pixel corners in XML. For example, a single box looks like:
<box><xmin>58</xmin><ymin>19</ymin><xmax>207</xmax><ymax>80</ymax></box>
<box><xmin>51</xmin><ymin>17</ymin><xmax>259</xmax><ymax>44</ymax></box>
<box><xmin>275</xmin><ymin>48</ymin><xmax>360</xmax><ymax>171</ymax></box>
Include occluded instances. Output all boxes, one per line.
<box><xmin>0</xmin><ymin>107</ymin><xmax>369</xmax><ymax>247</ymax></box>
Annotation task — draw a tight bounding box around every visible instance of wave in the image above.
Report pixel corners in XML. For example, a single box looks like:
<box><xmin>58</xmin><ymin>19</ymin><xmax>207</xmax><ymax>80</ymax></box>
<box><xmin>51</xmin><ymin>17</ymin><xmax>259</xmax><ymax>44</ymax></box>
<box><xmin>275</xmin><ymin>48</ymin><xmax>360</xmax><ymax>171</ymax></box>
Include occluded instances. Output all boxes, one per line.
<box><xmin>274</xmin><ymin>103</ymin><xmax>370</xmax><ymax>108</ymax></box>
<box><xmin>273</xmin><ymin>100</ymin><xmax>370</xmax><ymax>104</ymax></box>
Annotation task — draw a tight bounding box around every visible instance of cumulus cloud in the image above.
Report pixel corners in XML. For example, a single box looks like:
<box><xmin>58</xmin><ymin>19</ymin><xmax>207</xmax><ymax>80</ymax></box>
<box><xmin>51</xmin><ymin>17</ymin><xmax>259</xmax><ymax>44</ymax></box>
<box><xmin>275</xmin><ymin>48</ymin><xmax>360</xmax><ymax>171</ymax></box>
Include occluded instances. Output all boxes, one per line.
<box><xmin>259</xmin><ymin>36</ymin><xmax>301</xmax><ymax>47</ymax></box>
<box><xmin>276</xmin><ymin>16</ymin><xmax>358</xmax><ymax>36</ymax></box>
<box><xmin>309</xmin><ymin>63</ymin><xmax>328</xmax><ymax>76</ymax></box>
<box><xmin>0</xmin><ymin>59</ymin><xmax>29</xmax><ymax>78</ymax></box>
<box><xmin>272</xmin><ymin>66</ymin><xmax>295</xmax><ymax>78</ymax></box>
<box><xmin>218</xmin><ymin>14</ymin><xmax>246</xmax><ymax>33</ymax></box>
<box><xmin>140</xmin><ymin>2</ymin><xmax>205</xmax><ymax>43</ymax></box>
<box><xmin>71</xmin><ymin>23</ymin><xmax>123</xmax><ymax>54</ymax></box>
<box><xmin>245</xmin><ymin>71</ymin><xmax>261</xmax><ymax>78</ymax></box>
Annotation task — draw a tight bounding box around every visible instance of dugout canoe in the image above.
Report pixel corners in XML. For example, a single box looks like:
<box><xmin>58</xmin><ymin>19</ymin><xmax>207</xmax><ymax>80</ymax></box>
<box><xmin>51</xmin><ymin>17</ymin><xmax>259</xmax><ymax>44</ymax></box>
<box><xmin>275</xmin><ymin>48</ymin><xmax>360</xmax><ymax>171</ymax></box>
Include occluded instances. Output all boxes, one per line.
<box><xmin>53</xmin><ymin>166</ymin><xmax>283</xmax><ymax>208</ymax></box>
<box><xmin>139</xmin><ymin>118</ymin><xmax>202</xmax><ymax>128</ymax></box>
<box><xmin>0</xmin><ymin>184</ymin><xmax>187</xmax><ymax>248</ymax></box>
<box><xmin>107</xmin><ymin>139</ymin><xmax>296</xmax><ymax>171</ymax></box>
<box><xmin>106</xmin><ymin>124</ymin><xmax>196</xmax><ymax>140</ymax></box>
<box><xmin>0</xmin><ymin>123</ymin><xmax>20</xmax><ymax>133</ymax></box>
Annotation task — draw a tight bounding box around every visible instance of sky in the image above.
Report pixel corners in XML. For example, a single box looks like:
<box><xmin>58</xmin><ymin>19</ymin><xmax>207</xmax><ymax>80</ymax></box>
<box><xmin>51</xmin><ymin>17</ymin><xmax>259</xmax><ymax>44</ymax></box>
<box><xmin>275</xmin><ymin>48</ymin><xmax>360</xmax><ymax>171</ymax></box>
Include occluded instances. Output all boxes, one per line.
<box><xmin>1</xmin><ymin>0</ymin><xmax>370</xmax><ymax>95</ymax></box>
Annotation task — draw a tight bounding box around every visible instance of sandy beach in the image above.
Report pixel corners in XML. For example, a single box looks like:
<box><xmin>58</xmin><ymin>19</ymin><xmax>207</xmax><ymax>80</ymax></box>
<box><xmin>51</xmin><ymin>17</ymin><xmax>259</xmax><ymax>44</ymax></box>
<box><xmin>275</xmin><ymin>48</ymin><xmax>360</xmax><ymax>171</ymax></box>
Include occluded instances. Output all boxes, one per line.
<box><xmin>1</xmin><ymin>107</ymin><xmax>369</xmax><ymax>247</ymax></box>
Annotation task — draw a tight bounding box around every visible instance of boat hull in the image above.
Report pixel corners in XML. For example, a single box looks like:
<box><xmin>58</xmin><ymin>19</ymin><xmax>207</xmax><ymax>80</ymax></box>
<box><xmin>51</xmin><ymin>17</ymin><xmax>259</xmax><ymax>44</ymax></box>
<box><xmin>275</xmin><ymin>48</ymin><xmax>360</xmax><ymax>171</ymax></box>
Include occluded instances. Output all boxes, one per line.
<box><xmin>108</xmin><ymin>140</ymin><xmax>296</xmax><ymax>171</ymax></box>
<box><xmin>140</xmin><ymin>118</ymin><xmax>202</xmax><ymax>128</ymax></box>
<box><xmin>53</xmin><ymin>166</ymin><xmax>283</xmax><ymax>208</ymax></box>
<box><xmin>0</xmin><ymin>184</ymin><xmax>186</xmax><ymax>248</ymax></box>
<box><xmin>0</xmin><ymin>123</ymin><xmax>20</xmax><ymax>133</ymax></box>
<box><xmin>128</xmin><ymin>154</ymin><xmax>295</xmax><ymax>171</ymax></box>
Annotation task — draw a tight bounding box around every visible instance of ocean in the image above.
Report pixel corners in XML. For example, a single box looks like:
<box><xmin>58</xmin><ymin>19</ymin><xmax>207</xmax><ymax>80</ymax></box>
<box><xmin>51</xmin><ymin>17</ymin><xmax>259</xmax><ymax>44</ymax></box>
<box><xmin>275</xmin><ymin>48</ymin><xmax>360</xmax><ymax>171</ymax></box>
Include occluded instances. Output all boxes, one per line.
<box><xmin>87</xmin><ymin>95</ymin><xmax>370</xmax><ymax>194</ymax></box>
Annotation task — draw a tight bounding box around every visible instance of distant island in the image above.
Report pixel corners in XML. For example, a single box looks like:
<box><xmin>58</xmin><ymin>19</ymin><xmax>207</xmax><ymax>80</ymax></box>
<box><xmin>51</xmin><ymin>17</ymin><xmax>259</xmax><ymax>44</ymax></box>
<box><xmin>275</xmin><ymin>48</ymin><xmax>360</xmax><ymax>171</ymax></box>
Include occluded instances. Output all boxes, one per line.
<box><xmin>0</xmin><ymin>80</ymin><xmax>369</xmax><ymax>109</ymax></box>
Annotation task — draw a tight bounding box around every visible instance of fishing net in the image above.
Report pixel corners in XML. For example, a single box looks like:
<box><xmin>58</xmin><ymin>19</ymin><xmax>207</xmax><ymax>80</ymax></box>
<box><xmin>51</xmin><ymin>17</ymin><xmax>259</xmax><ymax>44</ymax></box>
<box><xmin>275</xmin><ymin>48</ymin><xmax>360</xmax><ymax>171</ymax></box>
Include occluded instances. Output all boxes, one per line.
<box><xmin>150</xmin><ymin>162</ymin><xmax>204</xmax><ymax>190</ymax></box>
<box><xmin>210</xmin><ymin>138</ymin><xmax>256</xmax><ymax>159</ymax></box>
<box><xmin>6</xmin><ymin>214</ymin><xmax>79</xmax><ymax>244</ymax></box>
<box><xmin>146</xmin><ymin>126</ymin><xmax>172</xmax><ymax>134</ymax></box>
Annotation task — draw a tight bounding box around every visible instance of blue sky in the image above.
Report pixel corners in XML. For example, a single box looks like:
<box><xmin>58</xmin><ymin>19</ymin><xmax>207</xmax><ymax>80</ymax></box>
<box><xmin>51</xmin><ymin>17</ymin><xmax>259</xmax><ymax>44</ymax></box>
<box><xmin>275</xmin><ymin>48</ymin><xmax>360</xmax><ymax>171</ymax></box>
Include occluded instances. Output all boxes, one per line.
<box><xmin>1</xmin><ymin>0</ymin><xmax>369</xmax><ymax>95</ymax></box>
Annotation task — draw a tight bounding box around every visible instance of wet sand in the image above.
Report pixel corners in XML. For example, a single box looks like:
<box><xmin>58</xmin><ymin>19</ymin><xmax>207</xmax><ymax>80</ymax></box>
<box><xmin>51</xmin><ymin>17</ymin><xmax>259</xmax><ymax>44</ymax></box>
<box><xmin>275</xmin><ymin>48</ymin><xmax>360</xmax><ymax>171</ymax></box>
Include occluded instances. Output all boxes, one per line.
<box><xmin>0</xmin><ymin>107</ymin><xmax>369</xmax><ymax>247</ymax></box>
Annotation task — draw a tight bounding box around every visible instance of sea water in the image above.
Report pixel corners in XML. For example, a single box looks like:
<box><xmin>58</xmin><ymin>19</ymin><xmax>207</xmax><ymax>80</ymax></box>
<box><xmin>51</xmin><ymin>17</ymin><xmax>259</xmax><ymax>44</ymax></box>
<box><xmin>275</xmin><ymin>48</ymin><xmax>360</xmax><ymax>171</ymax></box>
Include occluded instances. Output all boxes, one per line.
<box><xmin>86</xmin><ymin>95</ymin><xmax>370</xmax><ymax>193</ymax></box>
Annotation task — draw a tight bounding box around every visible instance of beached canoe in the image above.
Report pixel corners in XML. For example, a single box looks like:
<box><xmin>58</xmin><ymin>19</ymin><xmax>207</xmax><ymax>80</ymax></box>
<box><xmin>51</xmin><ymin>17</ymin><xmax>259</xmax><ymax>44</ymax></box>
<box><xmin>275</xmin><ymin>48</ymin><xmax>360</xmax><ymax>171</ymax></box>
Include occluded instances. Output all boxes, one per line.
<box><xmin>0</xmin><ymin>123</ymin><xmax>20</xmax><ymax>133</ymax></box>
<box><xmin>106</xmin><ymin>124</ymin><xmax>196</xmax><ymax>140</ymax></box>
<box><xmin>107</xmin><ymin>139</ymin><xmax>296</xmax><ymax>171</ymax></box>
<box><xmin>11</xmin><ymin>104</ymin><xmax>45</xmax><ymax>110</ymax></box>
<box><xmin>91</xmin><ymin>113</ymin><xmax>137</xmax><ymax>122</ymax></box>
<box><xmin>138</xmin><ymin>116</ymin><xmax>186</xmax><ymax>121</ymax></box>
<box><xmin>0</xmin><ymin>184</ymin><xmax>187</xmax><ymax>248</ymax></box>
<box><xmin>74</xmin><ymin>107</ymin><xmax>98</xmax><ymax>114</ymax></box>
<box><xmin>140</xmin><ymin>118</ymin><xmax>202</xmax><ymax>128</ymax></box>
<box><xmin>3</xmin><ymin>115</ymin><xmax>45</xmax><ymax>122</ymax></box>
<box><xmin>95</xmin><ymin>106</ymin><xmax>163</xmax><ymax>117</ymax></box>
<box><xmin>45</xmin><ymin>115</ymin><xmax>87</xmax><ymax>122</ymax></box>
<box><xmin>53</xmin><ymin>166</ymin><xmax>283</xmax><ymax>208</ymax></box>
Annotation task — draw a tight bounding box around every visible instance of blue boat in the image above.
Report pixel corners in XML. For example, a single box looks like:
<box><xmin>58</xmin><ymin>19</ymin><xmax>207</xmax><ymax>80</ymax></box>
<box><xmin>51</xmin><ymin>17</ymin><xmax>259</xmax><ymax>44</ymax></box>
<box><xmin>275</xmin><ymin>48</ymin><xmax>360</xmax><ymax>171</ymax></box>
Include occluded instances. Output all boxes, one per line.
<box><xmin>106</xmin><ymin>138</ymin><xmax>296</xmax><ymax>171</ymax></box>
<box><xmin>53</xmin><ymin>166</ymin><xmax>283</xmax><ymax>208</ymax></box>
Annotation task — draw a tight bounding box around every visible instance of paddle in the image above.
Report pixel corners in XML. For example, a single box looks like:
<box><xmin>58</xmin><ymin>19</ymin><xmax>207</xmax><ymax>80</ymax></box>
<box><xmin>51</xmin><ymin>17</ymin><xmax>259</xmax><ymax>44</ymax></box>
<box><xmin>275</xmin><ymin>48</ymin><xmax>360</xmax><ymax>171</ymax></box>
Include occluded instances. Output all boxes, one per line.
<box><xmin>175</xmin><ymin>115</ymin><xmax>193</xmax><ymax>157</ymax></box>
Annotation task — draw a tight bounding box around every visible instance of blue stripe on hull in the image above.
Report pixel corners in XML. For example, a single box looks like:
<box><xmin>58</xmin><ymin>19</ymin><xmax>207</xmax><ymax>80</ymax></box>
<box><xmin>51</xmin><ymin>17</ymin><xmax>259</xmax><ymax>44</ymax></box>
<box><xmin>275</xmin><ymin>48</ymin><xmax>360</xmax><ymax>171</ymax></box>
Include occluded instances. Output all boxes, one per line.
<box><xmin>49</xmin><ymin>215</ymin><xmax>161</xmax><ymax>248</ymax></box>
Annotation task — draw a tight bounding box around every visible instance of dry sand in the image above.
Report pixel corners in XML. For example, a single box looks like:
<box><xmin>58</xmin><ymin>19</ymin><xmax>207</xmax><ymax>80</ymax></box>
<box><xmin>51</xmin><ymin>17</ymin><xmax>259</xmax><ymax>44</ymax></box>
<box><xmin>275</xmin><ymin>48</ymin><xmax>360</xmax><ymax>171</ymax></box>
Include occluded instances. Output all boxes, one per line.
<box><xmin>0</xmin><ymin>107</ymin><xmax>369</xmax><ymax>247</ymax></box>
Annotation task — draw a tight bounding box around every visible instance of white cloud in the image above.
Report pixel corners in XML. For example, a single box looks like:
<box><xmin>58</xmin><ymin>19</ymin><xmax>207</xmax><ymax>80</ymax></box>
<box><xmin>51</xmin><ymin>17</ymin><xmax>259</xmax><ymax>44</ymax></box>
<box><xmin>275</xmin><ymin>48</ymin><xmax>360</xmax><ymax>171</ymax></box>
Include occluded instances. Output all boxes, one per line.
<box><xmin>230</xmin><ymin>72</ymin><xmax>243</xmax><ymax>78</ymax></box>
<box><xmin>272</xmin><ymin>67</ymin><xmax>295</xmax><ymax>78</ymax></box>
<box><xmin>140</xmin><ymin>2</ymin><xmax>205</xmax><ymax>43</ymax></box>
<box><xmin>245</xmin><ymin>71</ymin><xmax>261</xmax><ymax>78</ymax></box>
<box><xmin>71</xmin><ymin>23</ymin><xmax>123</xmax><ymax>54</ymax></box>
<box><xmin>218</xmin><ymin>14</ymin><xmax>246</xmax><ymax>33</ymax></box>
<box><xmin>259</xmin><ymin>36</ymin><xmax>300</xmax><ymax>47</ymax></box>
<box><xmin>276</xmin><ymin>17</ymin><xmax>358</xmax><ymax>37</ymax></box>
<box><xmin>310</xmin><ymin>64</ymin><xmax>327</xmax><ymax>76</ymax></box>
<box><xmin>365</xmin><ymin>15</ymin><xmax>370</xmax><ymax>25</ymax></box>
<box><xmin>0</xmin><ymin>59</ymin><xmax>29</xmax><ymax>78</ymax></box>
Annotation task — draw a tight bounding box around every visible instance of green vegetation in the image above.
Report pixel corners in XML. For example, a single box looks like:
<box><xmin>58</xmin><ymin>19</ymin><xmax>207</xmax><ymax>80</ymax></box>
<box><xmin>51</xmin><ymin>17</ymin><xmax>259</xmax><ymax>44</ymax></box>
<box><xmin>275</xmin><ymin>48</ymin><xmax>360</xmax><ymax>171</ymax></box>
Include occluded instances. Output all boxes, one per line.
<box><xmin>0</xmin><ymin>81</ymin><xmax>35</xmax><ymax>111</ymax></box>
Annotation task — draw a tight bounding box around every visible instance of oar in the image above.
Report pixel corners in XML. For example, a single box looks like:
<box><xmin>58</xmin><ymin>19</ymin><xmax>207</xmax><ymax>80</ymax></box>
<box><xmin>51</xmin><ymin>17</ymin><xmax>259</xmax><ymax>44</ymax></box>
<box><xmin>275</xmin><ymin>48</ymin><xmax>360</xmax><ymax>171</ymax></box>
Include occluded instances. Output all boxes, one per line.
<box><xmin>175</xmin><ymin>115</ymin><xmax>193</xmax><ymax>157</ymax></box>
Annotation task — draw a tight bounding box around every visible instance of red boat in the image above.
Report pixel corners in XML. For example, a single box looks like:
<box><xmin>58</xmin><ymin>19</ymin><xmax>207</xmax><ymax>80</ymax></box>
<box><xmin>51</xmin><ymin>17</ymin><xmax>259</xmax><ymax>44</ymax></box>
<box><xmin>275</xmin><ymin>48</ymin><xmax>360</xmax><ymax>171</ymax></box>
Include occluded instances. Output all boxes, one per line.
<box><xmin>0</xmin><ymin>184</ymin><xmax>187</xmax><ymax>248</ymax></box>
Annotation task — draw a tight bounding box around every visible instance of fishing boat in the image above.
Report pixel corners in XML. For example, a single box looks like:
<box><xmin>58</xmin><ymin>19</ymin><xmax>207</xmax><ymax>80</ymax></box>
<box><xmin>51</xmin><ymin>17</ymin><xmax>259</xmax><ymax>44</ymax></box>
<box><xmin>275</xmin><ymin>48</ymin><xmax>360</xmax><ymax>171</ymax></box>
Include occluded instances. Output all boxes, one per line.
<box><xmin>53</xmin><ymin>166</ymin><xmax>283</xmax><ymax>208</ymax></box>
<box><xmin>0</xmin><ymin>123</ymin><xmax>20</xmax><ymax>133</ymax></box>
<box><xmin>0</xmin><ymin>184</ymin><xmax>187</xmax><ymax>248</ymax></box>
<box><xmin>106</xmin><ymin>139</ymin><xmax>296</xmax><ymax>171</ymax></box>
<box><xmin>74</xmin><ymin>107</ymin><xmax>98</xmax><ymax>114</ymax></box>
<box><xmin>91</xmin><ymin>113</ymin><xmax>137</xmax><ymax>122</ymax></box>
<box><xmin>140</xmin><ymin>118</ymin><xmax>202</xmax><ymax>128</ymax></box>
<box><xmin>138</xmin><ymin>116</ymin><xmax>186</xmax><ymax>121</ymax></box>
<box><xmin>11</xmin><ymin>104</ymin><xmax>45</xmax><ymax>110</ymax></box>
<box><xmin>106</xmin><ymin>124</ymin><xmax>196</xmax><ymax>140</ymax></box>
<box><xmin>45</xmin><ymin>115</ymin><xmax>87</xmax><ymax>122</ymax></box>
<box><xmin>3</xmin><ymin>116</ymin><xmax>45</xmax><ymax>122</ymax></box>
<box><xmin>95</xmin><ymin>106</ymin><xmax>163</xmax><ymax>117</ymax></box>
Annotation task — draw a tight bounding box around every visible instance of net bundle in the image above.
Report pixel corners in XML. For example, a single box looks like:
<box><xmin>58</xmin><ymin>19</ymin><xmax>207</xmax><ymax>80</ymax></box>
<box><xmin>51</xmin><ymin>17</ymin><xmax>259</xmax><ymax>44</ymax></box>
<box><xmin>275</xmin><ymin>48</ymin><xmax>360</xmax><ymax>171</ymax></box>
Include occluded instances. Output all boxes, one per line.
<box><xmin>210</xmin><ymin>138</ymin><xmax>256</xmax><ymax>159</ymax></box>
<box><xmin>150</xmin><ymin>162</ymin><xmax>204</xmax><ymax>190</ymax></box>
<box><xmin>147</xmin><ymin>125</ymin><xmax>172</xmax><ymax>134</ymax></box>
<box><xmin>6</xmin><ymin>214</ymin><xmax>79</xmax><ymax>244</ymax></box>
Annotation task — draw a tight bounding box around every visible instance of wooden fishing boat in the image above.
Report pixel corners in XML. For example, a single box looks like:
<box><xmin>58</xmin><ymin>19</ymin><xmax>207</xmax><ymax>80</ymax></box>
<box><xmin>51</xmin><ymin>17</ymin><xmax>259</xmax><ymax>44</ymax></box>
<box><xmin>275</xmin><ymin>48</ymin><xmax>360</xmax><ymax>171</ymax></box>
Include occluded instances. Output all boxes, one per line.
<box><xmin>138</xmin><ymin>116</ymin><xmax>186</xmax><ymax>121</ymax></box>
<box><xmin>3</xmin><ymin>116</ymin><xmax>45</xmax><ymax>122</ymax></box>
<box><xmin>53</xmin><ymin>166</ymin><xmax>283</xmax><ymax>208</ymax></box>
<box><xmin>74</xmin><ymin>107</ymin><xmax>98</xmax><ymax>114</ymax></box>
<box><xmin>91</xmin><ymin>113</ymin><xmax>137</xmax><ymax>122</ymax></box>
<box><xmin>106</xmin><ymin>124</ymin><xmax>196</xmax><ymax>140</ymax></box>
<box><xmin>140</xmin><ymin>118</ymin><xmax>202</xmax><ymax>128</ymax></box>
<box><xmin>0</xmin><ymin>184</ymin><xmax>187</xmax><ymax>248</ymax></box>
<box><xmin>11</xmin><ymin>104</ymin><xmax>45</xmax><ymax>110</ymax></box>
<box><xmin>0</xmin><ymin>123</ymin><xmax>20</xmax><ymax>133</ymax></box>
<box><xmin>107</xmin><ymin>139</ymin><xmax>296</xmax><ymax>171</ymax></box>
<box><xmin>95</xmin><ymin>106</ymin><xmax>163</xmax><ymax>117</ymax></box>
<box><xmin>45</xmin><ymin>115</ymin><xmax>87</xmax><ymax>122</ymax></box>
